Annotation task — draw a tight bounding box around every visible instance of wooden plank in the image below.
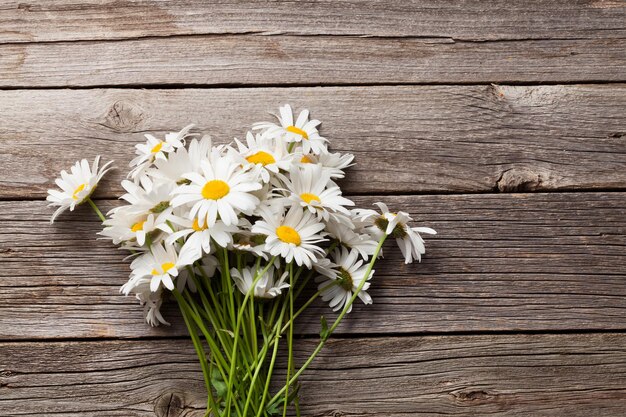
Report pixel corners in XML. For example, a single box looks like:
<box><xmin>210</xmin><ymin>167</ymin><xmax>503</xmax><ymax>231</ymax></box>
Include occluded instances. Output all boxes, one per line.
<box><xmin>1</xmin><ymin>1</ymin><xmax>625</xmax><ymax>43</ymax></box>
<box><xmin>1</xmin><ymin>193</ymin><xmax>625</xmax><ymax>340</ymax></box>
<box><xmin>2</xmin><ymin>34</ymin><xmax>625</xmax><ymax>87</ymax></box>
<box><xmin>1</xmin><ymin>334</ymin><xmax>625</xmax><ymax>416</ymax></box>
<box><xmin>1</xmin><ymin>85</ymin><xmax>625</xmax><ymax>198</ymax></box>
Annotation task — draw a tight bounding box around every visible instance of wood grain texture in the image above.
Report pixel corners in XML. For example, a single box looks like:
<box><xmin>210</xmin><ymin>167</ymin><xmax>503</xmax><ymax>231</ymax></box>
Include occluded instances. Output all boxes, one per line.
<box><xmin>2</xmin><ymin>34</ymin><xmax>625</xmax><ymax>87</ymax></box>
<box><xmin>1</xmin><ymin>85</ymin><xmax>625</xmax><ymax>198</ymax></box>
<box><xmin>1</xmin><ymin>0</ymin><xmax>625</xmax><ymax>43</ymax></box>
<box><xmin>1</xmin><ymin>193</ymin><xmax>624</xmax><ymax>340</ymax></box>
<box><xmin>1</xmin><ymin>334</ymin><xmax>625</xmax><ymax>416</ymax></box>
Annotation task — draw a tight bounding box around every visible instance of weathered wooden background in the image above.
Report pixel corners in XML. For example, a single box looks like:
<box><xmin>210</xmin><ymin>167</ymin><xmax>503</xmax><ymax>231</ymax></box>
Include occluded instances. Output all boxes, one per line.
<box><xmin>1</xmin><ymin>1</ymin><xmax>625</xmax><ymax>416</ymax></box>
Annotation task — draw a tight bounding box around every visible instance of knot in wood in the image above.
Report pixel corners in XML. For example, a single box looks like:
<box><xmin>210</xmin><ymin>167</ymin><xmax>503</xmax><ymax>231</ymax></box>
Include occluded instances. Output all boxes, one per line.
<box><xmin>496</xmin><ymin>167</ymin><xmax>555</xmax><ymax>192</ymax></box>
<box><xmin>101</xmin><ymin>100</ymin><xmax>144</xmax><ymax>132</ymax></box>
<box><xmin>154</xmin><ymin>392</ymin><xmax>185</xmax><ymax>417</ymax></box>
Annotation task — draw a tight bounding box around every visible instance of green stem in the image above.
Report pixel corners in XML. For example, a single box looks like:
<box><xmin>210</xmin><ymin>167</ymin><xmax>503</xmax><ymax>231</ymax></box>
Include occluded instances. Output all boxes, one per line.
<box><xmin>86</xmin><ymin>197</ymin><xmax>106</xmax><ymax>222</ymax></box>
<box><xmin>225</xmin><ymin>257</ymin><xmax>276</xmax><ymax>417</ymax></box>
<box><xmin>282</xmin><ymin>262</ymin><xmax>295</xmax><ymax>416</ymax></box>
<box><xmin>268</xmin><ymin>235</ymin><xmax>387</xmax><ymax>407</ymax></box>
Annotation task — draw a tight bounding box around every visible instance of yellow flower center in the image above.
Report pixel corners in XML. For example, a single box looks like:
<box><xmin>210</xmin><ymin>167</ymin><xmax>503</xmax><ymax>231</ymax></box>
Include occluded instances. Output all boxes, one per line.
<box><xmin>300</xmin><ymin>155</ymin><xmax>313</xmax><ymax>163</ymax></box>
<box><xmin>72</xmin><ymin>183</ymin><xmax>87</xmax><ymax>200</ymax></box>
<box><xmin>152</xmin><ymin>262</ymin><xmax>175</xmax><ymax>275</ymax></box>
<box><xmin>276</xmin><ymin>225</ymin><xmax>301</xmax><ymax>245</ymax></box>
<box><xmin>286</xmin><ymin>125</ymin><xmax>309</xmax><ymax>139</ymax></box>
<box><xmin>246</xmin><ymin>151</ymin><xmax>276</xmax><ymax>166</ymax></box>
<box><xmin>151</xmin><ymin>142</ymin><xmax>163</xmax><ymax>154</ymax></box>
<box><xmin>131</xmin><ymin>221</ymin><xmax>145</xmax><ymax>232</ymax></box>
<box><xmin>192</xmin><ymin>218</ymin><xmax>208</xmax><ymax>231</ymax></box>
<box><xmin>300</xmin><ymin>193</ymin><xmax>321</xmax><ymax>204</ymax></box>
<box><xmin>201</xmin><ymin>180</ymin><xmax>230</xmax><ymax>200</ymax></box>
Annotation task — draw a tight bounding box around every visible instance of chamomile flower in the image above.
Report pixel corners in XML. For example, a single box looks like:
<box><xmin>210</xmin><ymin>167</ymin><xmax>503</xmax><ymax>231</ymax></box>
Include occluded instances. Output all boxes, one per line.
<box><xmin>285</xmin><ymin>165</ymin><xmax>354</xmax><ymax>221</ymax></box>
<box><xmin>46</xmin><ymin>155</ymin><xmax>114</xmax><ymax>223</ymax></box>
<box><xmin>253</xmin><ymin>104</ymin><xmax>328</xmax><ymax>155</ymax></box>
<box><xmin>165</xmin><ymin>216</ymin><xmax>239</xmax><ymax>254</ymax></box>
<box><xmin>147</xmin><ymin>135</ymin><xmax>213</xmax><ymax>184</ymax></box>
<box><xmin>230</xmin><ymin>132</ymin><xmax>292</xmax><ymax>183</ymax></box>
<box><xmin>120</xmin><ymin>176</ymin><xmax>175</xmax><ymax>216</ymax></box>
<box><xmin>358</xmin><ymin>202</ymin><xmax>437</xmax><ymax>264</ymax></box>
<box><xmin>316</xmin><ymin>247</ymin><xmax>374</xmax><ymax>313</ymax></box>
<box><xmin>127</xmin><ymin>242</ymin><xmax>198</xmax><ymax>292</ymax></box>
<box><xmin>251</xmin><ymin>205</ymin><xmax>326</xmax><ymax>268</ymax></box>
<box><xmin>100</xmin><ymin>205</ymin><xmax>170</xmax><ymax>246</ymax></box>
<box><xmin>129</xmin><ymin>124</ymin><xmax>194</xmax><ymax>180</ymax></box>
<box><xmin>231</xmin><ymin>266</ymin><xmax>289</xmax><ymax>300</ymax></box>
<box><xmin>325</xmin><ymin>218</ymin><xmax>378</xmax><ymax>259</ymax></box>
<box><xmin>171</xmin><ymin>150</ymin><xmax>262</xmax><ymax>227</ymax></box>
<box><xmin>298</xmin><ymin>151</ymin><xmax>355</xmax><ymax>179</ymax></box>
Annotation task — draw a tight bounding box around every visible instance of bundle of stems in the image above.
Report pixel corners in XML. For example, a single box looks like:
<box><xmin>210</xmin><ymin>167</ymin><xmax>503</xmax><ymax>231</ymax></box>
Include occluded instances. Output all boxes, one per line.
<box><xmin>176</xmin><ymin>237</ymin><xmax>385</xmax><ymax>417</ymax></box>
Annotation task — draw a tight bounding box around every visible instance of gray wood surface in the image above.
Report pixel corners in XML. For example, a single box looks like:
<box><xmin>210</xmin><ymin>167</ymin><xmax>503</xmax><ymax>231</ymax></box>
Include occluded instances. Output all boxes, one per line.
<box><xmin>2</xmin><ymin>0</ymin><xmax>625</xmax><ymax>43</ymax></box>
<box><xmin>2</xmin><ymin>193</ymin><xmax>624</xmax><ymax>340</ymax></box>
<box><xmin>2</xmin><ymin>1</ymin><xmax>626</xmax><ymax>415</ymax></box>
<box><xmin>1</xmin><ymin>334</ymin><xmax>625</xmax><ymax>416</ymax></box>
<box><xmin>2</xmin><ymin>35</ymin><xmax>625</xmax><ymax>87</ymax></box>
<box><xmin>1</xmin><ymin>85</ymin><xmax>625</xmax><ymax>198</ymax></box>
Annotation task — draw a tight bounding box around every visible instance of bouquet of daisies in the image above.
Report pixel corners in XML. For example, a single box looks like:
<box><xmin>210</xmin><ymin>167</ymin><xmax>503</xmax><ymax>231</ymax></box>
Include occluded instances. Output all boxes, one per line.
<box><xmin>47</xmin><ymin>105</ymin><xmax>436</xmax><ymax>416</ymax></box>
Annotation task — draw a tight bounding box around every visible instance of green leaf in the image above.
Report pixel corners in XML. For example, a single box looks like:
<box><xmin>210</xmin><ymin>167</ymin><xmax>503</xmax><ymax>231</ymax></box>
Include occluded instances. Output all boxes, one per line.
<box><xmin>320</xmin><ymin>315</ymin><xmax>329</xmax><ymax>341</ymax></box>
<box><xmin>210</xmin><ymin>367</ymin><xmax>227</xmax><ymax>398</ymax></box>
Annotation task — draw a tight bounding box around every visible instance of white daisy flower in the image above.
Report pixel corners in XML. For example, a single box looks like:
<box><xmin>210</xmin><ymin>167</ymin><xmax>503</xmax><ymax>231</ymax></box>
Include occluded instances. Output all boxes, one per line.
<box><xmin>147</xmin><ymin>135</ymin><xmax>213</xmax><ymax>184</ymax></box>
<box><xmin>171</xmin><ymin>150</ymin><xmax>262</xmax><ymax>227</ymax></box>
<box><xmin>100</xmin><ymin>205</ymin><xmax>171</xmax><ymax>247</ymax></box>
<box><xmin>358</xmin><ymin>202</ymin><xmax>437</xmax><ymax>264</ymax></box>
<box><xmin>120</xmin><ymin>176</ymin><xmax>175</xmax><ymax>216</ymax></box>
<box><xmin>230</xmin><ymin>132</ymin><xmax>292</xmax><ymax>183</ymax></box>
<box><xmin>253</xmin><ymin>104</ymin><xmax>328</xmax><ymax>155</ymax></box>
<box><xmin>325</xmin><ymin>217</ymin><xmax>378</xmax><ymax>260</ymax></box>
<box><xmin>46</xmin><ymin>155</ymin><xmax>114</xmax><ymax>223</ymax></box>
<box><xmin>251</xmin><ymin>205</ymin><xmax>326</xmax><ymax>268</ymax></box>
<box><xmin>298</xmin><ymin>151</ymin><xmax>355</xmax><ymax>179</ymax></box>
<box><xmin>126</xmin><ymin>242</ymin><xmax>199</xmax><ymax>292</ymax></box>
<box><xmin>129</xmin><ymin>124</ymin><xmax>194</xmax><ymax>180</ymax></box>
<box><xmin>127</xmin><ymin>282</ymin><xmax>169</xmax><ymax>326</ymax></box>
<box><xmin>316</xmin><ymin>247</ymin><xmax>374</xmax><ymax>313</ymax></box>
<box><xmin>165</xmin><ymin>216</ymin><xmax>239</xmax><ymax>254</ymax></box>
<box><xmin>231</xmin><ymin>266</ymin><xmax>289</xmax><ymax>300</ymax></box>
<box><xmin>285</xmin><ymin>164</ymin><xmax>354</xmax><ymax>221</ymax></box>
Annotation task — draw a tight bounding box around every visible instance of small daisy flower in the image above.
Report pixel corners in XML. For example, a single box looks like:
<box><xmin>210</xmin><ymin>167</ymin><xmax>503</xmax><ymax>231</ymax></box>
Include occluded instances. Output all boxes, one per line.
<box><xmin>285</xmin><ymin>164</ymin><xmax>354</xmax><ymax>221</ymax></box>
<box><xmin>171</xmin><ymin>150</ymin><xmax>262</xmax><ymax>227</ymax></box>
<box><xmin>46</xmin><ymin>155</ymin><xmax>114</xmax><ymax>223</ymax></box>
<box><xmin>100</xmin><ymin>205</ymin><xmax>171</xmax><ymax>247</ymax></box>
<box><xmin>127</xmin><ymin>242</ymin><xmax>199</xmax><ymax>292</ymax></box>
<box><xmin>230</xmin><ymin>132</ymin><xmax>292</xmax><ymax>183</ymax></box>
<box><xmin>316</xmin><ymin>247</ymin><xmax>374</xmax><ymax>313</ymax></box>
<box><xmin>147</xmin><ymin>135</ymin><xmax>213</xmax><ymax>184</ymax></box>
<box><xmin>251</xmin><ymin>205</ymin><xmax>326</xmax><ymax>268</ymax></box>
<box><xmin>231</xmin><ymin>266</ymin><xmax>289</xmax><ymax>300</ymax></box>
<box><xmin>358</xmin><ymin>202</ymin><xmax>437</xmax><ymax>264</ymax></box>
<box><xmin>298</xmin><ymin>151</ymin><xmax>355</xmax><ymax>179</ymax></box>
<box><xmin>120</xmin><ymin>176</ymin><xmax>175</xmax><ymax>216</ymax></box>
<box><xmin>165</xmin><ymin>216</ymin><xmax>239</xmax><ymax>254</ymax></box>
<box><xmin>325</xmin><ymin>218</ymin><xmax>378</xmax><ymax>260</ymax></box>
<box><xmin>129</xmin><ymin>124</ymin><xmax>194</xmax><ymax>180</ymax></box>
<box><xmin>253</xmin><ymin>104</ymin><xmax>328</xmax><ymax>155</ymax></box>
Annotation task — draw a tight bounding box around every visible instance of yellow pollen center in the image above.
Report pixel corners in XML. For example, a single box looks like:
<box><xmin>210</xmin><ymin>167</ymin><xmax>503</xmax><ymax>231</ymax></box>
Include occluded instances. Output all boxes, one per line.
<box><xmin>131</xmin><ymin>221</ymin><xmax>145</xmax><ymax>232</ymax></box>
<box><xmin>276</xmin><ymin>225</ymin><xmax>301</xmax><ymax>246</ymax></box>
<box><xmin>246</xmin><ymin>151</ymin><xmax>276</xmax><ymax>166</ymax></box>
<box><xmin>300</xmin><ymin>193</ymin><xmax>320</xmax><ymax>204</ymax></box>
<box><xmin>152</xmin><ymin>262</ymin><xmax>175</xmax><ymax>275</ymax></box>
<box><xmin>300</xmin><ymin>155</ymin><xmax>313</xmax><ymax>163</ymax></box>
<box><xmin>286</xmin><ymin>125</ymin><xmax>309</xmax><ymax>139</ymax></box>
<box><xmin>192</xmin><ymin>218</ymin><xmax>207</xmax><ymax>231</ymax></box>
<box><xmin>201</xmin><ymin>180</ymin><xmax>230</xmax><ymax>200</ymax></box>
<box><xmin>72</xmin><ymin>183</ymin><xmax>87</xmax><ymax>200</ymax></box>
<box><xmin>151</xmin><ymin>142</ymin><xmax>163</xmax><ymax>153</ymax></box>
